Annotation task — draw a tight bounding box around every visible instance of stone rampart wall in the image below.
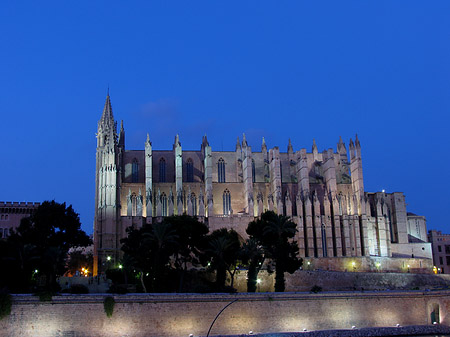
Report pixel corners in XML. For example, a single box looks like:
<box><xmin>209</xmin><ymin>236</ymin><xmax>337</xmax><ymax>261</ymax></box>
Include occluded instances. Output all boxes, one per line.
<box><xmin>232</xmin><ymin>270</ymin><xmax>450</xmax><ymax>293</ymax></box>
<box><xmin>1</xmin><ymin>291</ymin><xmax>449</xmax><ymax>337</ymax></box>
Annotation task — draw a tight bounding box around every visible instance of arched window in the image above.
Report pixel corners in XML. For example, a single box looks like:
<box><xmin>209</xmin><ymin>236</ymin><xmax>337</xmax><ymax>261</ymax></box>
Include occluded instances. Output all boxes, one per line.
<box><xmin>161</xmin><ymin>193</ymin><xmax>168</xmax><ymax>216</ymax></box>
<box><xmin>132</xmin><ymin>193</ymin><xmax>137</xmax><ymax>217</ymax></box>
<box><xmin>252</xmin><ymin>159</ymin><xmax>256</xmax><ymax>183</ymax></box>
<box><xmin>159</xmin><ymin>158</ymin><xmax>166</xmax><ymax>182</ymax></box>
<box><xmin>186</xmin><ymin>159</ymin><xmax>194</xmax><ymax>182</ymax></box>
<box><xmin>321</xmin><ymin>224</ymin><xmax>327</xmax><ymax>257</ymax></box>
<box><xmin>223</xmin><ymin>189</ymin><xmax>231</xmax><ymax>216</ymax></box>
<box><xmin>191</xmin><ymin>193</ymin><xmax>197</xmax><ymax>216</ymax></box>
<box><xmin>218</xmin><ymin>158</ymin><xmax>226</xmax><ymax>183</ymax></box>
<box><xmin>132</xmin><ymin>159</ymin><xmax>139</xmax><ymax>183</ymax></box>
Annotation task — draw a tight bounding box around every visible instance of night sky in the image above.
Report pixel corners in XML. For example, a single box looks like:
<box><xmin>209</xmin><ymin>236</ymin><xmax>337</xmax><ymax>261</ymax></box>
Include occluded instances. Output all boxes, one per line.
<box><xmin>1</xmin><ymin>1</ymin><xmax>449</xmax><ymax>235</ymax></box>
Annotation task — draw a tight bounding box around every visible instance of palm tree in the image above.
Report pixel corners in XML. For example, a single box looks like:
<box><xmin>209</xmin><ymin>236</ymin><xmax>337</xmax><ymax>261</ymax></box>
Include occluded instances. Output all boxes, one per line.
<box><xmin>247</xmin><ymin>211</ymin><xmax>302</xmax><ymax>292</ymax></box>
<box><xmin>240</xmin><ymin>238</ymin><xmax>265</xmax><ymax>292</ymax></box>
<box><xmin>146</xmin><ymin>222</ymin><xmax>178</xmax><ymax>292</ymax></box>
<box><xmin>205</xmin><ymin>229</ymin><xmax>241</xmax><ymax>290</ymax></box>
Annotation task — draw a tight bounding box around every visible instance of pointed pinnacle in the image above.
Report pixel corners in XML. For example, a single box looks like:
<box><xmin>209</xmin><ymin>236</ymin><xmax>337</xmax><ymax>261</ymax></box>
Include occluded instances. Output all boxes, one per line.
<box><xmin>312</xmin><ymin>139</ymin><xmax>318</xmax><ymax>152</ymax></box>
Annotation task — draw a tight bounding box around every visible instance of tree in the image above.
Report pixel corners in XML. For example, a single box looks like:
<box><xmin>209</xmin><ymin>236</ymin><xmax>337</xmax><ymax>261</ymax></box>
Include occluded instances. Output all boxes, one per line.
<box><xmin>247</xmin><ymin>211</ymin><xmax>303</xmax><ymax>292</ymax></box>
<box><xmin>1</xmin><ymin>201</ymin><xmax>91</xmax><ymax>292</ymax></box>
<box><xmin>204</xmin><ymin>228</ymin><xmax>241</xmax><ymax>291</ymax></box>
<box><xmin>162</xmin><ymin>215</ymin><xmax>208</xmax><ymax>292</ymax></box>
<box><xmin>240</xmin><ymin>238</ymin><xmax>265</xmax><ymax>292</ymax></box>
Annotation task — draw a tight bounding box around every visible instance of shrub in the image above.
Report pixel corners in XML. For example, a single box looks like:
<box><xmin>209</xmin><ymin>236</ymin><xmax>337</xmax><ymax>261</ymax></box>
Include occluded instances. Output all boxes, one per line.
<box><xmin>107</xmin><ymin>284</ymin><xmax>128</xmax><ymax>294</ymax></box>
<box><xmin>35</xmin><ymin>291</ymin><xmax>53</xmax><ymax>302</ymax></box>
<box><xmin>104</xmin><ymin>296</ymin><xmax>115</xmax><ymax>318</ymax></box>
<box><xmin>0</xmin><ymin>292</ymin><xmax>12</xmax><ymax>320</ymax></box>
<box><xmin>70</xmin><ymin>284</ymin><xmax>89</xmax><ymax>294</ymax></box>
<box><xmin>310</xmin><ymin>285</ymin><xmax>322</xmax><ymax>293</ymax></box>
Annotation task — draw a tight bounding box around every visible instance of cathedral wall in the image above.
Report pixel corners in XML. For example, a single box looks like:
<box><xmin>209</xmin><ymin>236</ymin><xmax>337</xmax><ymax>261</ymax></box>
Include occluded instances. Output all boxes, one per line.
<box><xmin>251</xmin><ymin>152</ymin><xmax>268</xmax><ymax>183</ymax></box>
<box><xmin>182</xmin><ymin>151</ymin><xmax>203</xmax><ymax>182</ymax></box>
<box><xmin>152</xmin><ymin>151</ymin><xmax>175</xmax><ymax>183</ymax></box>
<box><xmin>408</xmin><ymin>215</ymin><xmax>428</xmax><ymax>242</ymax></box>
<box><xmin>208</xmin><ymin>214</ymin><xmax>253</xmax><ymax>239</ymax></box>
<box><xmin>391</xmin><ymin>242</ymin><xmax>433</xmax><ymax>260</ymax></box>
<box><xmin>211</xmin><ymin>182</ymin><xmax>244</xmax><ymax>215</ymax></box>
<box><xmin>120</xmin><ymin>183</ymin><xmax>145</xmax><ymax>216</ymax></box>
<box><xmin>123</xmin><ymin>150</ymin><xmax>145</xmax><ymax>183</ymax></box>
<box><xmin>212</xmin><ymin>151</ymin><xmax>240</xmax><ymax>183</ymax></box>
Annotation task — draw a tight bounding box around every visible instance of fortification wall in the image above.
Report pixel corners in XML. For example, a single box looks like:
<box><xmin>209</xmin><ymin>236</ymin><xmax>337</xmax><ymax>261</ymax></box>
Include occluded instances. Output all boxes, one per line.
<box><xmin>1</xmin><ymin>291</ymin><xmax>449</xmax><ymax>337</ymax></box>
<box><xmin>232</xmin><ymin>270</ymin><xmax>450</xmax><ymax>293</ymax></box>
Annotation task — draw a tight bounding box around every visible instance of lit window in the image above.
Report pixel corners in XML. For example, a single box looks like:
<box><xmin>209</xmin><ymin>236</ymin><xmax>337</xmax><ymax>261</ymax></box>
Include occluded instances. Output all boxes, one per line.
<box><xmin>191</xmin><ymin>193</ymin><xmax>197</xmax><ymax>216</ymax></box>
<box><xmin>132</xmin><ymin>193</ymin><xmax>137</xmax><ymax>216</ymax></box>
<box><xmin>161</xmin><ymin>193</ymin><xmax>167</xmax><ymax>216</ymax></box>
<box><xmin>218</xmin><ymin>158</ymin><xmax>226</xmax><ymax>183</ymax></box>
<box><xmin>223</xmin><ymin>189</ymin><xmax>231</xmax><ymax>215</ymax></box>
<box><xmin>159</xmin><ymin>158</ymin><xmax>166</xmax><ymax>182</ymax></box>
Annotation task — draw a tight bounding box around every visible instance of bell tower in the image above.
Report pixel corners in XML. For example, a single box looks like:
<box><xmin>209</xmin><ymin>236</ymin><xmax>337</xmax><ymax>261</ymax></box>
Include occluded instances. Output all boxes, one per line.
<box><xmin>93</xmin><ymin>92</ymin><xmax>122</xmax><ymax>275</ymax></box>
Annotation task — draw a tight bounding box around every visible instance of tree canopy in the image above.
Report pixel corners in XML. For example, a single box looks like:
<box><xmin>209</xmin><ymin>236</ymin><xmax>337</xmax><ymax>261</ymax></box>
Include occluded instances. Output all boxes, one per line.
<box><xmin>0</xmin><ymin>201</ymin><xmax>91</xmax><ymax>292</ymax></box>
<box><xmin>247</xmin><ymin>211</ymin><xmax>303</xmax><ymax>292</ymax></box>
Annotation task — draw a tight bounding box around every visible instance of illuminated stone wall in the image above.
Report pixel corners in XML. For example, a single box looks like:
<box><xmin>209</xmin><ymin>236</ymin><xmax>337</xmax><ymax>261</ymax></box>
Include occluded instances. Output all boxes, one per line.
<box><xmin>1</xmin><ymin>291</ymin><xmax>449</xmax><ymax>337</ymax></box>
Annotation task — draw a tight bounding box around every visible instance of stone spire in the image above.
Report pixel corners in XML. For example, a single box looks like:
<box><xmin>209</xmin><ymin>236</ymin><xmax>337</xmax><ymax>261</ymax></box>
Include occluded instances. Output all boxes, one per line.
<box><xmin>337</xmin><ymin>136</ymin><xmax>346</xmax><ymax>154</ymax></box>
<box><xmin>242</xmin><ymin>133</ymin><xmax>248</xmax><ymax>147</ymax></box>
<box><xmin>100</xmin><ymin>93</ymin><xmax>115</xmax><ymax>127</ymax></box>
<box><xmin>118</xmin><ymin>120</ymin><xmax>125</xmax><ymax>147</ymax></box>
<box><xmin>355</xmin><ymin>134</ymin><xmax>361</xmax><ymax>149</ymax></box>
<box><xmin>312</xmin><ymin>139</ymin><xmax>319</xmax><ymax>161</ymax></box>
<box><xmin>236</xmin><ymin>136</ymin><xmax>241</xmax><ymax>151</ymax></box>
<box><xmin>288</xmin><ymin>138</ymin><xmax>293</xmax><ymax>154</ymax></box>
<box><xmin>262</xmin><ymin>137</ymin><xmax>267</xmax><ymax>152</ymax></box>
<box><xmin>173</xmin><ymin>134</ymin><xmax>181</xmax><ymax>149</ymax></box>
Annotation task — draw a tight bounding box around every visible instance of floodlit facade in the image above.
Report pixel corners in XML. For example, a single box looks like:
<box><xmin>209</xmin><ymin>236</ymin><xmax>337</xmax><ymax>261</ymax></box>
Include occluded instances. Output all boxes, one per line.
<box><xmin>0</xmin><ymin>202</ymin><xmax>40</xmax><ymax>239</ymax></box>
<box><xmin>428</xmin><ymin>230</ymin><xmax>450</xmax><ymax>274</ymax></box>
<box><xmin>93</xmin><ymin>94</ymin><xmax>432</xmax><ymax>275</ymax></box>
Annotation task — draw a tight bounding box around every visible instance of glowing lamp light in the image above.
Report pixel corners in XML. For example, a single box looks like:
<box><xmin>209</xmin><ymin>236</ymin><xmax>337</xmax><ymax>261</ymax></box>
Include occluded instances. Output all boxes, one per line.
<box><xmin>118</xmin><ymin>264</ymin><xmax>123</xmax><ymax>269</ymax></box>
<box><xmin>307</xmin><ymin>261</ymin><xmax>311</xmax><ymax>265</ymax></box>
<box><xmin>34</xmin><ymin>269</ymin><xmax>38</xmax><ymax>273</ymax></box>
<box><xmin>249</xmin><ymin>331</ymin><xmax>253</xmax><ymax>335</ymax></box>
<box><xmin>351</xmin><ymin>326</ymin><xmax>357</xmax><ymax>329</ymax></box>
<box><xmin>257</xmin><ymin>279</ymin><xmax>261</xmax><ymax>284</ymax></box>
<box><xmin>107</xmin><ymin>256</ymin><xmax>111</xmax><ymax>261</ymax></box>
<box><xmin>396</xmin><ymin>324</ymin><xmax>401</xmax><ymax>327</ymax></box>
<box><xmin>303</xmin><ymin>328</ymin><xmax>307</xmax><ymax>332</ymax></box>
<box><xmin>189</xmin><ymin>334</ymin><xmax>194</xmax><ymax>337</ymax></box>
<box><xmin>382</xmin><ymin>189</ymin><xmax>385</xmax><ymax>193</ymax></box>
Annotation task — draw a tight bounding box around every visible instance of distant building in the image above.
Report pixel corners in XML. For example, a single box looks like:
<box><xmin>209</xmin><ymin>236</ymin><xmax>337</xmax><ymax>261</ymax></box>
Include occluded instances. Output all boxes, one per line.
<box><xmin>428</xmin><ymin>230</ymin><xmax>450</xmax><ymax>273</ymax></box>
<box><xmin>93</xmin><ymin>94</ymin><xmax>433</xmax><ymax>275</ymax></box>
<box><xmin>0</xmin><ymin>202</ymin><xmax>40</xmax><ymax>239</ymax></box>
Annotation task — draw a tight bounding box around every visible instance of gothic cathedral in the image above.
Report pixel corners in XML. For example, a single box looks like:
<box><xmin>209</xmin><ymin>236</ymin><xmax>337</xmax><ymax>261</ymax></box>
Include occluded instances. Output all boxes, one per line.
<box><xmin>94</xmin><ymin>94</ymin><xmax>432</xmax><ymax>275</ymax></box>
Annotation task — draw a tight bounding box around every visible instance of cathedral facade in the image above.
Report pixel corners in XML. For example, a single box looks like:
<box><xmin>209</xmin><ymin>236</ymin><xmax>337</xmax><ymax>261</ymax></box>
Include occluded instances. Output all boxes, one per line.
<box><xmin>93</xmin><ymin>95</ymin><xmax>432</xmax><ymax>275</ymax></box>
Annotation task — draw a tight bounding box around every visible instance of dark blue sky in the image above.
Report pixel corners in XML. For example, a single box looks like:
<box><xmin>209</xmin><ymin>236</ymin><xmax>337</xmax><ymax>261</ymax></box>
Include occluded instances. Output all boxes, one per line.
<box><xmin>1</xmin><ymin>1</ymin><xmax>449</xmax><ymax>235</ymax></box>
